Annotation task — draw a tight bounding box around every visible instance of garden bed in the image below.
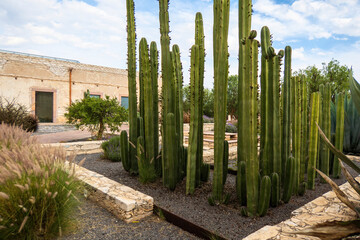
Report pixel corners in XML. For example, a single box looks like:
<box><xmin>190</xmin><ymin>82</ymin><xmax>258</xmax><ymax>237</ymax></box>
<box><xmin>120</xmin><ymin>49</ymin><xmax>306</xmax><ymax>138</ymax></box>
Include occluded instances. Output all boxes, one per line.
<box><xmin>73</xmin><ymin>153</ymin><xmax>356</xmax><ymax>239</ymax></box>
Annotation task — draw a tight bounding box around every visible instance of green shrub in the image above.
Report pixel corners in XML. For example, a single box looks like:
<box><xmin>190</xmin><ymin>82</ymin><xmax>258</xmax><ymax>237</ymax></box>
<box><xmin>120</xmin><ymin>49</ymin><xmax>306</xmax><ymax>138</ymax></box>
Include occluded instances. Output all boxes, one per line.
<box><xmin>101</xmin><ymin>135</ymin><xmax>121</xmax><ymax>162</ymax></box>
<box><xmin>225</xmin><ymin>123</ymin><xmax>237</xmax><ymax>133</ymax></box>
<box><xmin>0</xmin><ymin>98</ymin><xmax>39</xmax><ymax>132</ymax></box>
<box><xmin>0</xmin><ymin>124</ymin><xmax>81</xmax><ymax>239</ymax></box>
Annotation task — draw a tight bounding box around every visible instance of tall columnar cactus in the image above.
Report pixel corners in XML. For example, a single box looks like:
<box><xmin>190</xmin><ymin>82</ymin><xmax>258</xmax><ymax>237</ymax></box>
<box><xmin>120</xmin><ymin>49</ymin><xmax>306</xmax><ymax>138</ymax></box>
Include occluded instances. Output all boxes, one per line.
<box><xmin>240</xmin><ymin>33</ymin><xmax>259</xmax><ymax>216</ymax></box>
<box><xmin>259</xmin><ymin>26</ymin><xmax>275</xmax><ymax>177</ymax></box>
<box><xmin>333</xmin><ymin>93</ymin><xmax>345</xmax><ymax>178</ymax></box>
<box><xmin>319</xmin><ymin>83</ymin><xmax>331</xmax><ymax>178</ymax></box>
<box><xmin>186</xmin><ymin>44</ymin><xmax>200</xmax><ymax>195</ymax></box>
<box><xmin>140</xmin><ymin>37</ymin><xmax>157</xmax><ymax>182</ymax></box>
<box><xmin>164</xmin><ymin>113</ymin><xmax>178</xmax><ymax>190</ymax></box>
<box><xmin>282</xmin><ymin>46</ymin><xmax>292</xmax><ymax>183</ymax></box>
<box><xmin>159</xmin><ymin>0</ymin><xmax>182</xmax><ymax>189</ymax></box>
<box><xmin>195</xmin><ymin>12</ymin><xmax>205</xmax><ymax>187</ymax></box>
<box><xmin>300</xmin><ymin>77</ymin><xmax>308</xmax><ymax>184</ymax></box>
<box><xmin>237</xmin><ymin>0</ymin><xmax>253</xmax><ymax>206</ymax></box>
<box><xmin>273</xmin><ymin>51</ymin><xmax>283</xmax><ymax>178</ymax></box>
<box><xmin>126</xmin><ymin>0</ymin><xmax>138</xmax><ymax>174</ymax></box>
<box><xmin>293</xmin><ymin>76</ymin><xmax>302</xmax><ymax>192</ymax></box>
<box><xmin>212</xmin><ymin>0</ymin><xmax>230</xmax><ymax>202</ymax></box>
<box><xmin>307</xmin><ymin>92</ymin><xmax>320</xmax><ymax>189</ymax></box>
<box><xmin>150</xmin><ymin>41</ymin><xmax>160</xmax><ymax>176</ymax></box>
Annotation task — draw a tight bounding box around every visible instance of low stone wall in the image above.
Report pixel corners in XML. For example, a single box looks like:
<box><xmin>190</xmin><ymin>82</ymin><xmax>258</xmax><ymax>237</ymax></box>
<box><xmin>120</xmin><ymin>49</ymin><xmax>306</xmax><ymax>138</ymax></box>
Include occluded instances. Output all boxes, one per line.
<box><xmin>183</xmin><ymin>123</ymin><xmax>214</xmax><ymax>132</ymax></box>
<box><xmin>244</xmin><ymin>179</ymin><xmax>360</xmax><ymax>240</ymax></box>
<box><xmin>47</xmin><ymin>140</ymin><xmax>104</xmax><ymax>154</ymax></box>
<box><xmin>70</xmin><ymin>163</ymin><xmax>154</xmax><ymax>223</ymax></box>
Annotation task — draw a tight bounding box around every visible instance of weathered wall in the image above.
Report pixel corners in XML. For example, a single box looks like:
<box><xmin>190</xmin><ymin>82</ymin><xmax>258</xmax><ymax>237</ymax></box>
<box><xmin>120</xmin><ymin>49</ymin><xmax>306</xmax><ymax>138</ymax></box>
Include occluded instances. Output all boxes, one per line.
<box><xmin>0</xmin><ymin>51</ymin><xmax>136</xmax><ymax>123</ymax></box>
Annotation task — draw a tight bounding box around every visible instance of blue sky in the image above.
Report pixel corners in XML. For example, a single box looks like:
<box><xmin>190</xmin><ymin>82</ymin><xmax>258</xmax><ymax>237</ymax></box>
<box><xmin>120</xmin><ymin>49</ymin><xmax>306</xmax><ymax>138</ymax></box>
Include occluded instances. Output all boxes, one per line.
<box><xmin>0</xmin><ymin>0</ymin><xmax>359</xmax><ymax>89</ymax></box>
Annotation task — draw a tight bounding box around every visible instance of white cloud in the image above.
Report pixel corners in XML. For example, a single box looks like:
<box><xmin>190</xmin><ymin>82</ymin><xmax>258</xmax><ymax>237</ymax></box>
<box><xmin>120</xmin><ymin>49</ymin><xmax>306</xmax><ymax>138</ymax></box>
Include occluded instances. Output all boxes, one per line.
<box><xmin>0</xmin><ymin>0</ymin><xmax>359</xmax><ymax>87</ymax></box>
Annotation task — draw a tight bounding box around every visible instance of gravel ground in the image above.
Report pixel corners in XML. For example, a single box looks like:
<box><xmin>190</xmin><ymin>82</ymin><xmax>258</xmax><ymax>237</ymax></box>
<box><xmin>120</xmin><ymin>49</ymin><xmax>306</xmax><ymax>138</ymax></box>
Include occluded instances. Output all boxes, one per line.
<box><xmin>67</xmin><ymin>153</ymin><xmax>356</xmax><ymax>240</ymax></box>
<box><xmin>59</xmin><ymin>196</ymin><xmax>199</xmax><ymax>240</ymax></box>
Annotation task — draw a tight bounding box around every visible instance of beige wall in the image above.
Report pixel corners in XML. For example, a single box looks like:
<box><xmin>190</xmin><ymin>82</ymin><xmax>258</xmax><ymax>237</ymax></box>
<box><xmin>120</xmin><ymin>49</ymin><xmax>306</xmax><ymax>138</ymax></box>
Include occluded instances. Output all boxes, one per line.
<box><xmin>0</xmin><ymin>51</ymin><xmax>135</xmax><ymax>123</ymax></box>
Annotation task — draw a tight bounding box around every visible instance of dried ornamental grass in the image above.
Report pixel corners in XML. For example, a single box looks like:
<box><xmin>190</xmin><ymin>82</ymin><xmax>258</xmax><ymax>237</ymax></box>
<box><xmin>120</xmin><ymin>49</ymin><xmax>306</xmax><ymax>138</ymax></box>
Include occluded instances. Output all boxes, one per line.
<box><xmin>0</xmin><ymin>124</ymin><xmax>81</xmax><ymax>239</ymax></box>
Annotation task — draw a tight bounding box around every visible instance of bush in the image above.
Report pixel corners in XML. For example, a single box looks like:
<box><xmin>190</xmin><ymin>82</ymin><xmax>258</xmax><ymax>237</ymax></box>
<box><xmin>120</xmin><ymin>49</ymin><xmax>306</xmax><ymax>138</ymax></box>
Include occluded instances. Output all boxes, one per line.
<box><xmin>101</xmin><ymin>135</ymin><xmax>121</xmax><ymax>162</ymax></box>
<box><xmin>225</xmin><ymin>123</ymin><xmax>237</xmax><ymax>133</ymax></box>
<box><xmin>0</xmin><ymin>124</ymin><xmax>81</xmax><ymax>239</ymax></box>
<box><xmin>203</xmin><ymin>115</ymin><xmax>214</xmax><ymax>123</ymax></box>
<box><xmin>65</xmin><ymin>90</ymin><xmax>128</xmax><ymax>140</ymax></box>
<box><xmin>183</xmin><ymin>112</ymin><xmax>190</xmax><ymax>123</ymax></box>
<box><xmin>0</xmin><ymin>98</ymin><xmax>39</xmax><ymax>132</ymax></box>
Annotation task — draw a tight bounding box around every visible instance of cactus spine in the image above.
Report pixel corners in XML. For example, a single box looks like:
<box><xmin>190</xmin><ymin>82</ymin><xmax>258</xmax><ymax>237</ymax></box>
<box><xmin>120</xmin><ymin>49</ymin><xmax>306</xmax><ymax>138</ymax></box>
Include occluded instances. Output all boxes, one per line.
<box><xmin>187</xmin><ymin>44</ymin><xmax>200</xmax><ymax>194</ymax></box>
<box><xmin>150</xmin><ymin>41</ymin><xmax>160</xmax><ymax>176</ymax></box>
<box><xmin>319</xmin><ymin>83</ymin><xmax>331</xmax><ymax>178</ymax></box>
<box><xmin>307</xmin><ymin>92</ymin><xmax>320</xmax><ymax>189</ymax></box>
<box><xmin>282</xmin><ymin>46</ymin><xmax>291</xmax><ymax>183</ymax></box>
<box><xmin>126</xmin><ymin>0</ymin><xmax>138</xmax><ymax>174</ymax></box>
<box><xmin>273</xmin><ymin>52</ymin><xmax>282</xmax><ymax>179</ymax></box>
<box><xmin>212</xmin><ymin>0</ymin><xmax>230</xmax><ymax>202</ymax></box>
<box><xmin>333</xmin><ymin>93</ymin><xmax>345</xmax><ymax>178</ymax></box>
<box><xmin>164</xmin><ymin>113</ymin><xmax>178</xmax><ymax>190</ymax></box>
<box><xmin>293</xmin><ymin>76</ymin><xmax>302</xmax><ymax>192</ymax></box>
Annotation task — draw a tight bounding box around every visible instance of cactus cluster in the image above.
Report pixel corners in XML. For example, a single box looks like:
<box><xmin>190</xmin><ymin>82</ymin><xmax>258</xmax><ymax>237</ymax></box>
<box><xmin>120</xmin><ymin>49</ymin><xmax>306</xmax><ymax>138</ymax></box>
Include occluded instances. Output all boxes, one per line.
<box><xmin>122</xmin><ymin>0</ymin><xmax>347</xmax><ymax>218</ymax></box>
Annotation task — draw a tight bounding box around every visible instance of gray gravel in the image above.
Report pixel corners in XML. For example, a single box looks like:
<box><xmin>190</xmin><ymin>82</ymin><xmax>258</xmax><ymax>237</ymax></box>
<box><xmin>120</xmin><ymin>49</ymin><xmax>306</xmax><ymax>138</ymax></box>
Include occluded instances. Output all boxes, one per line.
<box><xmin>69</xmin><ymin>153</ymin><xmax>353</xmax><ymax>240</ymax></box>
<box><xmin>59</xmin><ymin>197</ymin><xmax>199</xmax><ymax>240</ymax></box>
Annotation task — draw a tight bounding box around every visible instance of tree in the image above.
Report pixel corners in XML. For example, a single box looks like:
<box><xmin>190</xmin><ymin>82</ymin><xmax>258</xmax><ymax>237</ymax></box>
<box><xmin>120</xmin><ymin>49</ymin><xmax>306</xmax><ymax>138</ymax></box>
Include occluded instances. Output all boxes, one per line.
<box><xmin>227</xmin><ymin>75</ymin><xmax>238</xmax><ymax>119</ymax></box>
<box><xmin>294</xmin><ymin>59</ymin><xmax>350</xmax><ymax>98</ymax></box>
<box><xmin>65</xmin><ymin>90</ymin><xmax>128</xmax><ymax>139</ymax></box>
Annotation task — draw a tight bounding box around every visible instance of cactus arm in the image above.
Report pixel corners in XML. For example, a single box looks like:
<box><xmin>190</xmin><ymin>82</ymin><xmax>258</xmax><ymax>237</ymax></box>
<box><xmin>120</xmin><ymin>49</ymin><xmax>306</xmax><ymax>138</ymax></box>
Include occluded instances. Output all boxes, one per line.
<box><xmin>283</xmin><ymin>156</ymin><xmax>296</xmax><ymax>203</ymax></box>
<box><xmin>258</xmin><ymin>175</ymin><xmax>271</xmax><ymax>217</ymax></box>
<box><xmin>120</xmin><ymin>130</ymin><xmax>130</xmax><ymax>172</ymax></box>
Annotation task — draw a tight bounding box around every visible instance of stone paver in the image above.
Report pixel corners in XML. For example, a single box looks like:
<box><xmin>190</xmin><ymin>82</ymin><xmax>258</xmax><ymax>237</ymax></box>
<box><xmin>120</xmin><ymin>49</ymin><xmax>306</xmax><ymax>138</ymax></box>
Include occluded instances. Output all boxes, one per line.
<box><xmin>244</xmin><ymin>178</ymin><xmax>360</xmax><ymax>240</ymax></box>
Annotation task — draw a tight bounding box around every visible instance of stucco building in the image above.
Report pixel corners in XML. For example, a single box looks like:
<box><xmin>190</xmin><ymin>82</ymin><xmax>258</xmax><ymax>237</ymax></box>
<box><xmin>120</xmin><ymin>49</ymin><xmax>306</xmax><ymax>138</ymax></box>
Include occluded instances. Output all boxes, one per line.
<box><xmin>0</xmin><ymin>50</ymin><xmax>135</xmax><ymax>123</ymax></box>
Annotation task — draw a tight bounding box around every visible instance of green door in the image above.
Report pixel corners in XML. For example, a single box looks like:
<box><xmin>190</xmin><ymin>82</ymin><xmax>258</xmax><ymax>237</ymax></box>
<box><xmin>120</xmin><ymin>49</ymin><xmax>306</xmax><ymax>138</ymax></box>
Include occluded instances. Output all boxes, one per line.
<box><xmin>35</xmin><ymin>92</ymin><xmax>53</xmax><ymax>122</ymax></box>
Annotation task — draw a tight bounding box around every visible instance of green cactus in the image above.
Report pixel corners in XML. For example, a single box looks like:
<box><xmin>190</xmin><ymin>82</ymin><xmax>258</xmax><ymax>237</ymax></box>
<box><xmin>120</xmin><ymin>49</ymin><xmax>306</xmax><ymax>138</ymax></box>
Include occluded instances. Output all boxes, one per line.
<box><xmin>243</xmin><ymin>35</ymin><xmax>259</xmax><ymax>216</ymax></box>
<box><xmin>238</xmin><ymin>0</ymin><xmax>253</xmax><ymax>201</ymax></box>
<box><xmin>236</xmin><ymin>161</ymin><xmax>247</xmax><ymax>206</ymax></box>
<box><xmin>319</xmin><ymin>83</ymin><xmax>331</xmax><ymax>178</ymax></box>
<box><xmin>137</xmin><ymin>136</ymin><xmax>156</xmax><ymax>183</ymax></box>
<box><xmin>282</xmin><ymin>46</ymin><xmax>291</xmax><ymax>184</ymax></box>
<box><xmin>200</xmin><ymin>162</ymin><xmax>210</xmax><ymax>182</ymax></box>
<box><xmin>126</xmin><ymin>0</ymin><xmax>138</xmax><ymax>174</ymax></box>
<box><xmin>333</xmin><ymin>93</ymin><xmax>345</xmax><ymax>178</ymax></box>
<box><xmin>258</xmin><ymin>175</ymin><xmax>271</xmax><ymax>217</ymax></box>
<box><xmin>195</xmin><ymin>12</ymin><xmax>205</xmax><ymax>187</ymax></box>
<box><xmin>259</xmin><ymin>27</ymin><xmax>270</xmax><ymax>168</ymax></box>
<box><xmin>212</xmin><ymin>0</ymin><xmax>230</xmax><ymax>202</ymax></box>
<box><xmin>271</xmin><ymin>172</ymin><xmax>280</xmax><ymax>207</ymax></box>
<box><xmin>273</xmin><ymin>53</ymin><xmax>282</xmax><ymax>178</ymax></box>
<box><xmin>307</xmin><ymin>92</ymin><xmax>320</xmax><ymax>189</ymax></box>
<box><xmin>164</xmin><ymin>113</ymin><xmax>178</xmax><ymax>190</ymax></box>
<box><xmin>283</xmin><ymin>156</ymin><xmax>296</xmax><ymax>203</ymax></box>
<box><xmin>223</xmin><ymin>140</ymin><xmax>229</xmax><ymax>186</ymax></box>
<box><xmin>150</xmin><ymin>41</ymin><xmax>161</xmax><ymax>176</ymax></box>
<box><xmin>120</xmin><ymin>130</ymin><xmax>130</xmax><ymax>172</ymax></box>
<box><xmin>300</xmin><ymin>77</ymin><xmax>308</xmax><ymax>184</ymax></box>
<box><xmin>186</xmin><ymin>44</ymin><xmax>200</xmax><ymax>195</ymax></box>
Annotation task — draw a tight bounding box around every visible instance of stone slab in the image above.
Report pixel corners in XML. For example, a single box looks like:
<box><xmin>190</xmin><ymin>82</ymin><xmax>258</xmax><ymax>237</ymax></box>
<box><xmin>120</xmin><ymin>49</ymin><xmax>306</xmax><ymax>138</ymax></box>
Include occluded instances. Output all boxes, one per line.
<box><xmin>67</xmin><ymin>162</ymin><xmax>153</xmax><ymax>223</ymax></box>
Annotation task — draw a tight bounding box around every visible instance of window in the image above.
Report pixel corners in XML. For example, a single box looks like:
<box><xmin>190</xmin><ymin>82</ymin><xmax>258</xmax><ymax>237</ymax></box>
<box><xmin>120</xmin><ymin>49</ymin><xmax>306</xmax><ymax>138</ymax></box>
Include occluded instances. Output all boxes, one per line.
<box><xmin>121</xmin><ymin>96</ymin><xmax>129</xmax><ymax>109</ymax></box>
<box><xmin>89</xmin><ymin>94</ymin><xmax>101</xmax><ymax>99</ymax></box>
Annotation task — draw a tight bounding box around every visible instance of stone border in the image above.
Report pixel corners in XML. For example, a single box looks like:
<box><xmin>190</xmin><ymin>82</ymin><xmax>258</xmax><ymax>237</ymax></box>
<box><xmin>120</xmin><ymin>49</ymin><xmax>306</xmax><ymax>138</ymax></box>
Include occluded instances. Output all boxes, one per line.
<box><xmin>46</xmin><ymin>140</ymin><xmax>104</xmax><ymax>154</ymax></box>
<box><xmin>244</xmin><ymin>179</ymin><xmax>360</xmax><ymax>240</ymax></box>
<box><xmin>69</xmin><ymin>162</ymin><xmax>154</xmax><ymax>223</ymax></box>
